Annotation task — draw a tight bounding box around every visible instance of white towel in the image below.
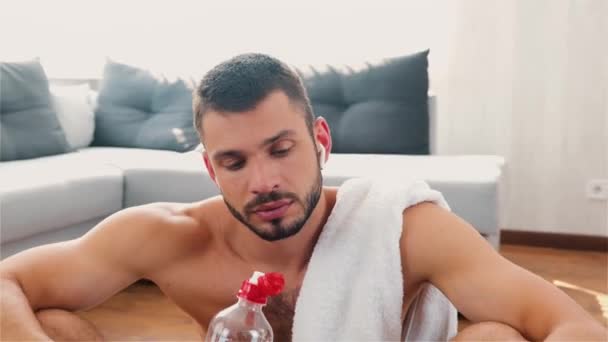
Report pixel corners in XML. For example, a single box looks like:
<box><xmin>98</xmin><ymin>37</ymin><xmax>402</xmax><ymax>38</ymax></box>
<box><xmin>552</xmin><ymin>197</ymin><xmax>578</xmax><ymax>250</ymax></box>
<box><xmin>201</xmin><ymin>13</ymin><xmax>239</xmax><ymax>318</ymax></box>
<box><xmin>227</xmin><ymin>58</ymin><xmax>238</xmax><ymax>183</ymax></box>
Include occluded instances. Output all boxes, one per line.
<box><xmin>292</xmin><ymin>177</ymin><xmax>458</xmax><ymax>341</ymax></box>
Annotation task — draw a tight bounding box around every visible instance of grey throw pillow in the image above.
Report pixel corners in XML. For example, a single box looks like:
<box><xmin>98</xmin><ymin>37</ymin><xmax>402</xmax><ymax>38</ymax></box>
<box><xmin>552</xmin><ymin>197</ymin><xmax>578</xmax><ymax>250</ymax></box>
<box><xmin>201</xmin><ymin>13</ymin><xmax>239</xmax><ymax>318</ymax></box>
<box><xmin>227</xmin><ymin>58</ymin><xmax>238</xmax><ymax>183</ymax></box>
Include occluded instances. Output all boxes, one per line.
<box><xmin>93</xmin><ymin>61</ymin><xmax>199</xmax><ymax>152</ymax></box>
<box><xmin>0</xmin><ymin>60</ymin><xmax>70</xmax><ymax>161</ymax></box>
<box><xmin>298</xmin><ymin>50</ymin><xmax>430</xmax><ymax>154</ymax></box>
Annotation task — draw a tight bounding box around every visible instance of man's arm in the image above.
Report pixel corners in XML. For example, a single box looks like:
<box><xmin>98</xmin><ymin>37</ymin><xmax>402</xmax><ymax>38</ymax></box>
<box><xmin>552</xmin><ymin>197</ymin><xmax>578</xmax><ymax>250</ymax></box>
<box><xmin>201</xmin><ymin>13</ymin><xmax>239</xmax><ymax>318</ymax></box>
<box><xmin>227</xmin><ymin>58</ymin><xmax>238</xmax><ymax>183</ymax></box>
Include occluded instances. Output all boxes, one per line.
<box><xmin>0</xmin><ymin>204</ymin><xmax>199</xmax><ymax>340</ymax></box>
<box><xmin>401</xmin><ymin>202</ymin><xmax>607</xmax><ymax>341</ymax></box>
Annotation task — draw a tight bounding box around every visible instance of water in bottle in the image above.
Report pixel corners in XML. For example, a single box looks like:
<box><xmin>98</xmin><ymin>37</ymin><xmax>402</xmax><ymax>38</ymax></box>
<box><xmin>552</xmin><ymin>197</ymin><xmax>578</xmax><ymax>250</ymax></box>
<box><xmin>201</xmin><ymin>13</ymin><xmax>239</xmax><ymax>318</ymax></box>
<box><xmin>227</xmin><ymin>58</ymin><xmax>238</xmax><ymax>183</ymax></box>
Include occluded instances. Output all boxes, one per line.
<box><xmin>206</xmin><ymin>271</ymin><xmax>285</xmax><ymax>342</ymax></box>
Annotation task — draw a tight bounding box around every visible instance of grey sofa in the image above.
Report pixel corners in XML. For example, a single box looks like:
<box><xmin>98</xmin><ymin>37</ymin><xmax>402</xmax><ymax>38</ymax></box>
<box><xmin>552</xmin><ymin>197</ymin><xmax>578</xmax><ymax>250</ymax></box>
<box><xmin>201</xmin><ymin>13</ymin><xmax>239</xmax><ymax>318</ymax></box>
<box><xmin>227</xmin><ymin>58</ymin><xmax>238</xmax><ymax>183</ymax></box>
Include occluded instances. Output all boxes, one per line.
<box><xmin>0</xmin><ymin>52</ymin><xmax>506</xmax><ymax>259</ymax></box>
<box><xmin>0</xmin><ymin>101</ymin><xmax>505</xmax><ymax>259</ymax></box>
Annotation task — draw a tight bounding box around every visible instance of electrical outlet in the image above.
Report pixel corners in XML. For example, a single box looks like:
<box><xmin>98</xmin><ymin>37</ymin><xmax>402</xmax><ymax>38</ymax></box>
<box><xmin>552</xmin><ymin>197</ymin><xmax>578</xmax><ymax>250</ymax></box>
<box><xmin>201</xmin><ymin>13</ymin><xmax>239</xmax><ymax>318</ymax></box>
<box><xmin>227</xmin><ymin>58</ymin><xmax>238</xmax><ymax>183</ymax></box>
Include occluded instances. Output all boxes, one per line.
<box><xmin>586</xmin><ymin>179</ymin><xmax>608</xmax><ymax>200</ymax></box>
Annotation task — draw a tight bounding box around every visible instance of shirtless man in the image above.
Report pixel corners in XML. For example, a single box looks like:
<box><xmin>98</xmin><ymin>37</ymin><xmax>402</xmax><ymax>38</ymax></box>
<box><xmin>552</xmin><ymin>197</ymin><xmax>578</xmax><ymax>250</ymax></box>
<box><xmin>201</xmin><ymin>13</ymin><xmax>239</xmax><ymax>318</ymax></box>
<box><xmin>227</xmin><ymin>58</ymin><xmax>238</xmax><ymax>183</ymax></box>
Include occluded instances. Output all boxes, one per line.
<box><xmin>1</xmin><ymin>54</ymin><xmax>606</xmax><ymax>341</ymax></box>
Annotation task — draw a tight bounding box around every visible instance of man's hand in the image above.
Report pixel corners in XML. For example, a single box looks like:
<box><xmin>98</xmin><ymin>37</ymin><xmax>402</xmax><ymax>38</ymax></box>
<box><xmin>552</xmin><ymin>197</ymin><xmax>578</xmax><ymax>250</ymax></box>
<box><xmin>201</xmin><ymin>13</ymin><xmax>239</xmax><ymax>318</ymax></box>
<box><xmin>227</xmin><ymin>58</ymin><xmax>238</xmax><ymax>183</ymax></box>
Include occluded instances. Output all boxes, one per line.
<box><xmin>36</xmin><ymin>309</ymin><xmax>105</xmax><ymax>341</ymax></box>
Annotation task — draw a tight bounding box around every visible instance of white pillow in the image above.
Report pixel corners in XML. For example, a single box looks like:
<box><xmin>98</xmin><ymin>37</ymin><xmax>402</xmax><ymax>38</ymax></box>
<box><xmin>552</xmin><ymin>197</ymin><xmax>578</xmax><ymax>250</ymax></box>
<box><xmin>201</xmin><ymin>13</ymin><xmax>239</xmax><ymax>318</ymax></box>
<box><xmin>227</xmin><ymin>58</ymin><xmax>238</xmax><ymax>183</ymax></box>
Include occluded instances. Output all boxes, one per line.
<box><xmin>50</xmin><ymin>84</ymin><xmax>95</xmax><ymax>149</ymax></box>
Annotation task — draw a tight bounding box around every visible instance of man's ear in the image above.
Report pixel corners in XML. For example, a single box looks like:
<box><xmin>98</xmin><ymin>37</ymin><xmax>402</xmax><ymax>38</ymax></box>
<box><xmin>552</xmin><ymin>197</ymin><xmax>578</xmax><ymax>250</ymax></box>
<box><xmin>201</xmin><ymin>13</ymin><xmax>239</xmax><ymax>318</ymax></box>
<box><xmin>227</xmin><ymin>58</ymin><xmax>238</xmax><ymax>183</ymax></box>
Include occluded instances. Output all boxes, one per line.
<box><xmin>203</xmin><ymin>151</ymin><xmax>217</xmax><ymax>183</ymax></box>
<box><xmin>314</xmin><ymin>116</ymin><xmax>332</xmax><ymax>165</ymax></box>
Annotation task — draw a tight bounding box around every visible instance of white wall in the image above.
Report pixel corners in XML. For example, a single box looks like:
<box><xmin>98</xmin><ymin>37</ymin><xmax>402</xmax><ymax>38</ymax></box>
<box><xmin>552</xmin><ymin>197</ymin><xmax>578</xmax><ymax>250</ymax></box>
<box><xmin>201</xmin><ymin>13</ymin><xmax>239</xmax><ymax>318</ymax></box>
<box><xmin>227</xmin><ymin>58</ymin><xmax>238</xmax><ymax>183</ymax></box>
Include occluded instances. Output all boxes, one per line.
<box><xmin>435</xmin><ymin>0</ymin><xmax>608</xmax><ymax>236</ymax></box>
<box><xmin>0</xmin><ymin>0</ymin><xmax>449</xmax><ymax>78</ymax></box>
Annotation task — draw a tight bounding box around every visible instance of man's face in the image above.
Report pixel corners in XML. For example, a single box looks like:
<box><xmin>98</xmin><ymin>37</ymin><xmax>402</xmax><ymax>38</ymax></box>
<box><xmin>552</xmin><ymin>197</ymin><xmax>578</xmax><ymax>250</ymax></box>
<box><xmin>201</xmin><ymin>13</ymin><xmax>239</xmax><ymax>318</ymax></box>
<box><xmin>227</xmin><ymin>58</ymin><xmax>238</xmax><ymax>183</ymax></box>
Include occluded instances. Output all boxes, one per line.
<box><xmin>201</xmin><ymin>91</ymin><xmax>326</xmax><ymax>241</ymax></box>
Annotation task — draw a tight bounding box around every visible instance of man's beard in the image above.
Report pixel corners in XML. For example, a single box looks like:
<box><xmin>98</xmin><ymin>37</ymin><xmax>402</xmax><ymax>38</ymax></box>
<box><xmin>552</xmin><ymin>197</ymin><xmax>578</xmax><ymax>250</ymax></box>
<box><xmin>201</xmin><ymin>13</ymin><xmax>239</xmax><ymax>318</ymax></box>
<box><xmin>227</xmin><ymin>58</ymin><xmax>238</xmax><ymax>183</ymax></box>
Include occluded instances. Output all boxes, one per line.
<box><xmin>223</xmin><ymin>172</ymin><xmax>323</xmax><ymax>242</ymax></box>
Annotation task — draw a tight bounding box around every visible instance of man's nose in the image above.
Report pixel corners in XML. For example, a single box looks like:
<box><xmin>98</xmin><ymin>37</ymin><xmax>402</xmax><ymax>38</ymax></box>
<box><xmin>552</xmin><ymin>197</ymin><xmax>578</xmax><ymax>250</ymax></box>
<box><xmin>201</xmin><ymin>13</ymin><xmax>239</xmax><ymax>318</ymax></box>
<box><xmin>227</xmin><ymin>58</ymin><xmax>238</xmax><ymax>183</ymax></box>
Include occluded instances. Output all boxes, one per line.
<box><xmin>248</xmin><ymin>161</ymin><xmax>280</xmax><ymax>195</ymax></box>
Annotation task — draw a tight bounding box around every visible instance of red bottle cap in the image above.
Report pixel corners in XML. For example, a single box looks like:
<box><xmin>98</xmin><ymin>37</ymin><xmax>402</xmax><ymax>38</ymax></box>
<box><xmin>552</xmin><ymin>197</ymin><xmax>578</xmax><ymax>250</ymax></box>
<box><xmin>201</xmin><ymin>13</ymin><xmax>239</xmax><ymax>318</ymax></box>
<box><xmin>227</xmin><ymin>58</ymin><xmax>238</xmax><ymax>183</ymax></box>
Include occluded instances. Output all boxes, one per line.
<box><xmin>237</xmin><ymin>272</ymin><xmax>285</xmax><ymax>304</ymax></box>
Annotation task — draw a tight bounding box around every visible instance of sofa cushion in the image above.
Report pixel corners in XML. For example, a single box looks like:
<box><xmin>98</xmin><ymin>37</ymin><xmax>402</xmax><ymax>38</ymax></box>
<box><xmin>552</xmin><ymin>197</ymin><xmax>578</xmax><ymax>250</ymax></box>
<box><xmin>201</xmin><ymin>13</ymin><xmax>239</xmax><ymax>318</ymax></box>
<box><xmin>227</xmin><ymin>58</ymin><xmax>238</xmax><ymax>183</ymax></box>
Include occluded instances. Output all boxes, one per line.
<box><xmin>341</xmin><ymin>51</ymin><xmax>429</xmax><ymax>104</ymax></box>
<box><xmin>0</xmin><ymin>152</ymin><xmax>123</xmax><ymax>243</ymax></box>
<box><xmin>93</xmin><ymin>61</ymin><xmax>199</xmax><ymax>152</ymax></box>
<box><xmin>337</xmin><ymin>101</ymin><xmax>428</xmax><ymax>154</ymax></box>
<box><xmin>298</xmin><ymin>50</ymin><xmax>429</xmax><ymax>154</ymax></box>
<box><xmin>0</xmin><ymin>60</ymin><xmax>70</xmax><ymax>161</ymax></box>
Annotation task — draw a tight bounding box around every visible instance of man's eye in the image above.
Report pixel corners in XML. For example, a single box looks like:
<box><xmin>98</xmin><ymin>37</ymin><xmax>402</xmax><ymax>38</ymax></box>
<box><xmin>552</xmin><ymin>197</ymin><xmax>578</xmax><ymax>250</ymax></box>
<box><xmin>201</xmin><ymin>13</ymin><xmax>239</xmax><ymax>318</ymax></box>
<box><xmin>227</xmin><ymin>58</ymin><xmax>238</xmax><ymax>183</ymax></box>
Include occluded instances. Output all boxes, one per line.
<box><xmin>271</xmin><ymin>148</ymin><xmax>290</xmax><ymax>157</ymax></box>
<box><xmin>225</xmin><ymin>160</ymin><xmax>245</xmax><ymax>171</ymax></box>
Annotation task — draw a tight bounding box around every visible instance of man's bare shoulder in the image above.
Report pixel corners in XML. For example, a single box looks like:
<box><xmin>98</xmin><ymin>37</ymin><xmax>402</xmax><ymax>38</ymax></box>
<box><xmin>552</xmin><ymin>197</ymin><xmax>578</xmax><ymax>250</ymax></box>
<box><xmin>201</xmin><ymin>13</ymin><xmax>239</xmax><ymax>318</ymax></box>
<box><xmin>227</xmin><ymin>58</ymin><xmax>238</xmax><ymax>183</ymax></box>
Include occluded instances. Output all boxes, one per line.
<box><xmin>93</xmin><ymin>202</ymin><xmax>201</xmax><ymax>239</ymax></box>
<box><xmin>400</xmin><ymin>202</ymin><xmax>479</xmax><ymax>285</ymax></box>
<box><xmin>171</xmin><ymin>195</ymin><xmax>234</xmax><ymax>233</ymax></box>
<box><xmin>101</xmin><ymin>196</ymin><xmax>227</xmax><ymax>235</ymax></box>
<box><xmin>78</xmin><ymin>196</ymin><xmax>229</xmax><ymax>276</ymax></box>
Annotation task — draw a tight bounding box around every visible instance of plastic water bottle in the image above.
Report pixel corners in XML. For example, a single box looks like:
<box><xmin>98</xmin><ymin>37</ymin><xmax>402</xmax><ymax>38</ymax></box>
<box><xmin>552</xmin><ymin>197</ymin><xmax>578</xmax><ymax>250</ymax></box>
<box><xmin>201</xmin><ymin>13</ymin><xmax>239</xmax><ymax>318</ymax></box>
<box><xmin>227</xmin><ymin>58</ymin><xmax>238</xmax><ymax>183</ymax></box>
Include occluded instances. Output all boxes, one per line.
<box><xmin>205</xmin><ymin>271</ymin><xmax>285</xmax><ymax>342</ymax></box>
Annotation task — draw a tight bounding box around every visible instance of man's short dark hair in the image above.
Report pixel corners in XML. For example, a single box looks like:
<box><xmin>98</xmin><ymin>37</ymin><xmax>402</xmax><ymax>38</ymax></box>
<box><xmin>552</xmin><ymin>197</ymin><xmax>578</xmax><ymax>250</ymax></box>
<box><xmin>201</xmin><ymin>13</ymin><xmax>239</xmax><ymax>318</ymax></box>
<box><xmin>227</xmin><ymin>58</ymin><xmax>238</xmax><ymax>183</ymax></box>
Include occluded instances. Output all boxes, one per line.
<box><xmin>193</xmin><ymin>53</ymin><xmax>314</xmax><ymax>140</ymax></box>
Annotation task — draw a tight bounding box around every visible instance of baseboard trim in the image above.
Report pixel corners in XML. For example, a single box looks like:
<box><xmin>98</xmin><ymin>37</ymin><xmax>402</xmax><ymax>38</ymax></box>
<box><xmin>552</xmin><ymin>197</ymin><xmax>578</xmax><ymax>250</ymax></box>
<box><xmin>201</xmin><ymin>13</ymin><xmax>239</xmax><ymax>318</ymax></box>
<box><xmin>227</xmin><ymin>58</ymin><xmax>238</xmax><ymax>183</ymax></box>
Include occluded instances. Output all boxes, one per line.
<box><xmin>501</xmin><ymin>230</ymin><xmax>608</xmax><ymax>252</ymax></box>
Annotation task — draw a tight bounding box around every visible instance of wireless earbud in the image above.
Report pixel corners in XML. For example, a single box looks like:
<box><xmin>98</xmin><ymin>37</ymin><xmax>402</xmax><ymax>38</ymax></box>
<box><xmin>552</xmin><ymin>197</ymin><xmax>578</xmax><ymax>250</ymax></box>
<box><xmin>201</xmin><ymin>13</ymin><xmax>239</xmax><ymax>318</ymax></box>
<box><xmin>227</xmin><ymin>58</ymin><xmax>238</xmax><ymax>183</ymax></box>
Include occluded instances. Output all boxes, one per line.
<box><xmin>318</xmin><ymin>145</ymin><xmax>326</xmax><ymax>169</ymax></box>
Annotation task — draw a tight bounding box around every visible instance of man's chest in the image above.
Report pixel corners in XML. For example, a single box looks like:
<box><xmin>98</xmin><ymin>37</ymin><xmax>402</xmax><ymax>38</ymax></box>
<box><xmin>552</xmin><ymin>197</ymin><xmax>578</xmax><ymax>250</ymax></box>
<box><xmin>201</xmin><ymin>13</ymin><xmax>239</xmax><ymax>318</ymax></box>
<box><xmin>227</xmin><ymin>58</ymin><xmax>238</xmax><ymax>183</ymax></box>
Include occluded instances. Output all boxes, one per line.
<box><xmin>150</xmin><ymin>256</ymin><xmax>303</xmax><ymax>341</ymax></box>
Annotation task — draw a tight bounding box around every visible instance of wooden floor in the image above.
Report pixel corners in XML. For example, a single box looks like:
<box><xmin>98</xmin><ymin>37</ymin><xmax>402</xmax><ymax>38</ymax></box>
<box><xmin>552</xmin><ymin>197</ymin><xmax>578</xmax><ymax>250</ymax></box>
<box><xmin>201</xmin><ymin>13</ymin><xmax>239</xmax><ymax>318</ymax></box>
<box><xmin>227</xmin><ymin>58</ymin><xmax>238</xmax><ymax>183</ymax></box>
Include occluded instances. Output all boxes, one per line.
<box><xmin>77</xmin><ymin>244</ymin><xmax>608</xmax><ymax>341</ymax></box>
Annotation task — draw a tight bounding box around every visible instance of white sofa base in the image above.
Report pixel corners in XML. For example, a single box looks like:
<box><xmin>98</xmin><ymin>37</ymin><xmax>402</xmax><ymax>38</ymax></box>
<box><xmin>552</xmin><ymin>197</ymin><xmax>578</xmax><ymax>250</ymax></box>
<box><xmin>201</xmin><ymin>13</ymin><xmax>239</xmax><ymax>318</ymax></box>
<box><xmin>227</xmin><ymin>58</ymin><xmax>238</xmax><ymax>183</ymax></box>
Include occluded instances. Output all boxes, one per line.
<box><xmin>1</xmin><ymin>216</ymin><xmax>106</xmax><ymax>259</ymax></box>
<box><xmin>1</xmin><ymin>148</ymin><xmax>505</xmax><ymax>259</ymax></box>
